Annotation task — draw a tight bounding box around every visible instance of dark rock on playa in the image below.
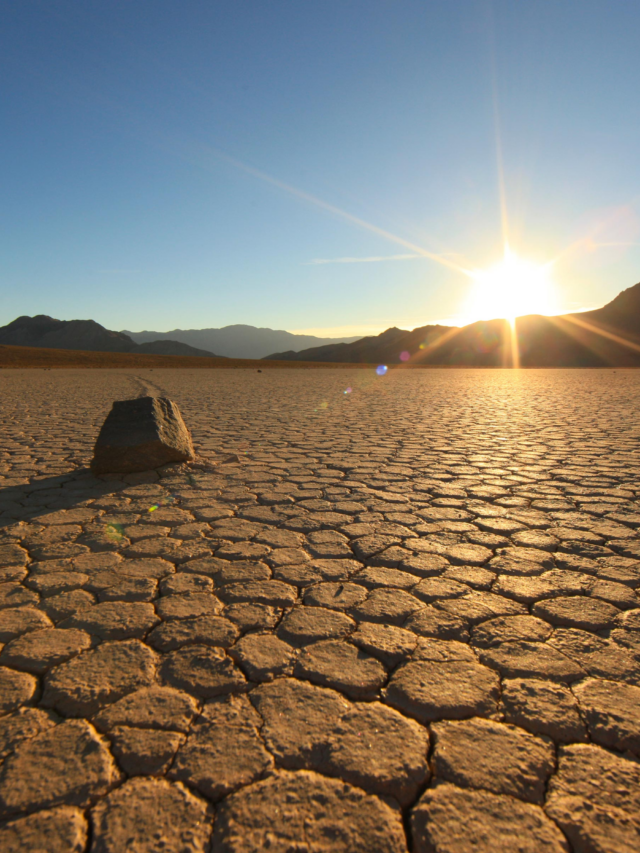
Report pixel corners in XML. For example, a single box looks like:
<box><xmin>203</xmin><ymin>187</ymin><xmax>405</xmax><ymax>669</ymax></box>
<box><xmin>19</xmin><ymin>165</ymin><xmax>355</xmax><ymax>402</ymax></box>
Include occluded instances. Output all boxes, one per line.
<box><xmin>91</xmin><ymin>396</ymin><xmax>195</xmax><ymax>474</ymax></box>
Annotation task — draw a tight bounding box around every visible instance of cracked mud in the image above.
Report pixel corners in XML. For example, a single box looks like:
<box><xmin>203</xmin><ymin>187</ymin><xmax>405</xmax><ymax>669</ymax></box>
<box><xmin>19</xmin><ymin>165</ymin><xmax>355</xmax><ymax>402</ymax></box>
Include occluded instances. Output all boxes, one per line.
<box><xmin>0</xmin><ymin>367</ymin><xmax>639</xmax><ymax>852</ymax></box>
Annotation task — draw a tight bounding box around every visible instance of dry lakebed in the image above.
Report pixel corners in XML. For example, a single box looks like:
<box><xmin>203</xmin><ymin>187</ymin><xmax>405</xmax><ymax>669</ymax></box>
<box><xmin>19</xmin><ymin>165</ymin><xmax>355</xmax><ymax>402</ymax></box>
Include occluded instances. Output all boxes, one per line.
<box><xmin>0</xmin><ymin>366</ymin><xmax>639</xmax><ymax>852</ymax></box>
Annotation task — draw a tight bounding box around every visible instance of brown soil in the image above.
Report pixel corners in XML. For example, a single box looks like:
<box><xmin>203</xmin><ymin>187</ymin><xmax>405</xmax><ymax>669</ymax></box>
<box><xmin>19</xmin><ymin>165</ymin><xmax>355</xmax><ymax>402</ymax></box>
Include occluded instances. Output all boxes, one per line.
<box><xmin>0</xmin><ymin>345</ymin><xmax>363</xmax><ymax>369</ymax></box>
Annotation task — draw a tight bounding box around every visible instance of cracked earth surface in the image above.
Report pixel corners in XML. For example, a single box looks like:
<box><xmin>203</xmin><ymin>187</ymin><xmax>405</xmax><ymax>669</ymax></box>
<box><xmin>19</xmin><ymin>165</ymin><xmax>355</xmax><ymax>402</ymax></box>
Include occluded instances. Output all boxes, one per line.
<box><xmin>0</xmin><ymin>367</ymin><xmax>640</xmax><ymax>852</ymax></box>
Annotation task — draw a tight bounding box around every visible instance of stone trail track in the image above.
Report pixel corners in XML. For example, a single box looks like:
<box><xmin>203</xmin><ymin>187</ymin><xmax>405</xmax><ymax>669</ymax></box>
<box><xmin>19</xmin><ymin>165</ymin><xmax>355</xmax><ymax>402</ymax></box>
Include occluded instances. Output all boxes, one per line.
<box><xmin>0</xmin><ymin>367</ymin><xmax>639</xmax><ymax>852</ymax></box>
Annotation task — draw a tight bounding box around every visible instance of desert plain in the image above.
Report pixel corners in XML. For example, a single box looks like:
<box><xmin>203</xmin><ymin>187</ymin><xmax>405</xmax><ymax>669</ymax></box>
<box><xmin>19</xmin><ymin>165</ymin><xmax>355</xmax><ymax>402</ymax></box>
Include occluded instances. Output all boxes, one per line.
<box><xmin>0</xmin><ymin>366</ymin><xmax>639</xmax><ymax>852</ymax></box>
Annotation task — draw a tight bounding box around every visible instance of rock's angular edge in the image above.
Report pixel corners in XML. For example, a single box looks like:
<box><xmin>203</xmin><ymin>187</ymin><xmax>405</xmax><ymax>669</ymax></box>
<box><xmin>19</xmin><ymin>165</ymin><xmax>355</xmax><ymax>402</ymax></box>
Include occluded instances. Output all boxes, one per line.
<box><xmin>91</xmin><ymin>396</ymin><xmax>195</xmax><ymax>474</ymax></box>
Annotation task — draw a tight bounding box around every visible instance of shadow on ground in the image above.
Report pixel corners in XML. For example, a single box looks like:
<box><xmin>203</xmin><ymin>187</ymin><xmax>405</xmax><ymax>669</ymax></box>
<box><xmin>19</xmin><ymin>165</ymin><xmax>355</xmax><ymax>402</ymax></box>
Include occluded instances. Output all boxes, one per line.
<box><xmin>0</xmin><ymin>469</ymin><xmax>129</xmax><ymax>528</ymax></box>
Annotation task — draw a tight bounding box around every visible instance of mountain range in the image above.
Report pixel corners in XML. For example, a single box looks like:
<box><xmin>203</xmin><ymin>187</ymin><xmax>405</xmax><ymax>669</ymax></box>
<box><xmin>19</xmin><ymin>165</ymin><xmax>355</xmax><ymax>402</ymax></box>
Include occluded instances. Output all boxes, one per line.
<box><xmin>266</xmin><ymin>281</ymin><xmax>640</xmax><ymax>367</ymax></box>
<box><xmin>0</xmin><ymin>316</ymin><xmax>220</xmax><ymax>358</ymax></box>
<box><xmin>4</xmin><ymin>280</ymin><xmax>640</xmax><ymax>367</ymax></box>
<box><xmin>121</xmin><ymin>325</ymin><xmax>361</xmax><ymax>359</ymax></box>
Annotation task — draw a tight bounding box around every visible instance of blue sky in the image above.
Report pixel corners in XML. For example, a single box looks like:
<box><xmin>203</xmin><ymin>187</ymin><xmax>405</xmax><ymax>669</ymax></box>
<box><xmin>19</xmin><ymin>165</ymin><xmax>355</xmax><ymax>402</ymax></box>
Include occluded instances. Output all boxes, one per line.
<box><xmin>2</xmin><ymin>1</ymin><xmax>640</xmax><ymax>335</ymax></box>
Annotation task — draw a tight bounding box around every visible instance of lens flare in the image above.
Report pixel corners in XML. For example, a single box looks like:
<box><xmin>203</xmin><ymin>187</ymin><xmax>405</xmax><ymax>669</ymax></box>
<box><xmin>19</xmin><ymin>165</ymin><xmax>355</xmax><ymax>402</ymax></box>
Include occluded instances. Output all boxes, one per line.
<box><xmin>376</xmin><ymin>365</ymin><xmax>388</xmax><ymax>376</ymax></box>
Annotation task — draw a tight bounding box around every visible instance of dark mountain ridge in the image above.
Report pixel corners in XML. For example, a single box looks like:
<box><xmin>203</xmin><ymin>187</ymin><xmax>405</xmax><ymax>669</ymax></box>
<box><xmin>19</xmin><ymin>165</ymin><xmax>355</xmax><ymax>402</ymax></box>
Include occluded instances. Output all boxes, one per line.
<box><xmin>0</xmin><ymin>316</ymin><xmax>219</xmax><ymax>358</ymax></box>
<box><xmin>122</xmin><ymin>324</ymin><xmax>362</xmax><ymax>360</ymax></box>
<box><xmin>265</xmin><ymin>281</ymin><xmax>640</xmax><ymax>367</ymax></box>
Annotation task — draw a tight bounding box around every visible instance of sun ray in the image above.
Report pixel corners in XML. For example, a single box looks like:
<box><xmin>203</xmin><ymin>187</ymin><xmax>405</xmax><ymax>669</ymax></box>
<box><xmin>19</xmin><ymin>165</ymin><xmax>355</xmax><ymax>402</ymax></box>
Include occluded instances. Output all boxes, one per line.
<box><xmin>463</xmin><ymin>247</ymin><xmax>558</xmax><ymax>325</ymax></box>
<box><xmin>554</xmin><ymin>313</ymin><xmax>640</xmax><ymax>356</ymax></box>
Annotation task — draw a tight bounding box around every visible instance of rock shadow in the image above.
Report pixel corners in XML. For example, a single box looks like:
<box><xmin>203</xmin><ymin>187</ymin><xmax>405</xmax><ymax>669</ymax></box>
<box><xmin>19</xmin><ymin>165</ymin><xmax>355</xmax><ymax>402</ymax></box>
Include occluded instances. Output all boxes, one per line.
<box><xmin>0</xmin><ymin>469</ymin><xmax>129</xmax><ymax>528</ymax></box>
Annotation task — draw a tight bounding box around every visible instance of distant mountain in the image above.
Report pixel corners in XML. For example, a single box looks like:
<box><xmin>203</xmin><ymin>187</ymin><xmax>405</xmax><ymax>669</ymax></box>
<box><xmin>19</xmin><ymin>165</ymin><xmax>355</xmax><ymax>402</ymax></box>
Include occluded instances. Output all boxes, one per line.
<box><xmin>0</xmin><ymin>316</ymin><xmax>221</xmax><ymax>358</ymax></box>
<box><xmin>266</xmin><ymin>282</ymin><xmax>640</xmax><ymax>367</ymax></box>
<box><xmin>122</xmin><ymin>324</ymin><xmax>361</xmax><ymax>360</ymax></box>
<box><xmin>264</xmin><ymin>325</ymin><xmax>456</xmax><ymax>364</ymax></box>
<box><xmin>135</xmin><ymin>340</ymin><xmax>217</xmax><ymax>358</ymax></box>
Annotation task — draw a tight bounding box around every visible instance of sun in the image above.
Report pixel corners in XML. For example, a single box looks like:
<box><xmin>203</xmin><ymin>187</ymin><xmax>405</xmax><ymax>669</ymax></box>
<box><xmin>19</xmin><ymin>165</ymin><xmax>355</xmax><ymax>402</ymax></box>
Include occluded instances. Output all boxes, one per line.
<box><xmin>464</xmin><ymin>246</ymin><xmax>559</xmax><ymax>324</ymax></box>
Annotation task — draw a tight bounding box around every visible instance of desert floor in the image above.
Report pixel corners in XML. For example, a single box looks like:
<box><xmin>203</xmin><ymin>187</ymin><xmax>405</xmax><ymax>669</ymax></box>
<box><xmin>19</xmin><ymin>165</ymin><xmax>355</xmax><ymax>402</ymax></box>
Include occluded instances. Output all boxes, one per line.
<box><xmin>0</xmin><ymin>367</ymin><xmax>639</xmax><ymax>852</ymax></box>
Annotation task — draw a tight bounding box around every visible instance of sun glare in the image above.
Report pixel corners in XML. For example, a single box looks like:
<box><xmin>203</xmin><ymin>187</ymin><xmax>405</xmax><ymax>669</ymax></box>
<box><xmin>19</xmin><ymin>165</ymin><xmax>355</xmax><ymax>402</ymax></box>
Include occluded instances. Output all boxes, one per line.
<box><xmin>464</xmin><ymin>247</ymin><xmax>558</xmax><ymax>324</ymax></box>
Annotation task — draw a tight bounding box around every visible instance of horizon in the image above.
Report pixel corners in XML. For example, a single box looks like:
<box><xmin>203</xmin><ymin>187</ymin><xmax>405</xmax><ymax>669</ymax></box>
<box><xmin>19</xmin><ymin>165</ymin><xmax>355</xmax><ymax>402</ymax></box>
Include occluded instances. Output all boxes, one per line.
<box><xmin>3</xmin><ymin>293</ymin><xmax>612</xmax><ymax>341</ymax></box>
<box><xmin>3</xmin><ymin>2</ymin><xmax>640</xmax><ymax>335</ymax></box>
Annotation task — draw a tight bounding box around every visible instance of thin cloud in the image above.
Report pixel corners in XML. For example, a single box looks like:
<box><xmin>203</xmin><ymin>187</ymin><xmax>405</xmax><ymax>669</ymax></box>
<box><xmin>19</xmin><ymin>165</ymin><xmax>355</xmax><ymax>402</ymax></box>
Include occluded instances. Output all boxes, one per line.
<box><xmin>306</xmin><ymin>253</ymin><xmax>420</xmax><ymax>265</ymax></box>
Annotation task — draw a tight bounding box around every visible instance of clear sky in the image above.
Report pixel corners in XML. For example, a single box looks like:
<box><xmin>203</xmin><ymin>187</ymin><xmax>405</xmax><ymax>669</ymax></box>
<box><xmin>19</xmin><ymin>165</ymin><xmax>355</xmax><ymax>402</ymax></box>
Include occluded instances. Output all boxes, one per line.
<box><xmin>3</xmin><ymin>1</ymin><xmax>640</xmax><ymax>336</ymax></box>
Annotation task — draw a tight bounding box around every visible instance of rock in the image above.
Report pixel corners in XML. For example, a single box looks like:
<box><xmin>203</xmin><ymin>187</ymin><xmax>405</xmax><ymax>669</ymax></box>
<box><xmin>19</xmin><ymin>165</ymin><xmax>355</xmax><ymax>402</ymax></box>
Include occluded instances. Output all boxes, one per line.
<box><xmin>0</xmin><ymin>628</ymin><xmax>92</xmax><ymax>674</ymax></box>
<box><xmin>42</xmin><ymin>640</ymin><xmax>158</xmax><ymax>717</ymax></box>
<box><xmin>147</xmin><ymin>614</ymin><xmax>239</xmax><ymax>652</ymax></box>
<box><xmin>294</xmin><ymin>639</ymin><xmax>386</xmax><ymax>699</ymax></box>
<box><xmin>93</xmin><ymin>686</ymin><xmax>198</xmax><ymax>733</ymax></box>
<box><xmin>0</xmin><ymin>666</ymin><xmax>37</xmax><ymax>714</ymax></box>
<box><xmin>316</xmin><ymin>701</ymin><xmax>430</xmax><ymax>806</ymax></box>
<box><xmin>211</xmin><ymin>770</ymin><xmax>408</xmax><ymax>853</ymax></box>
<box><xmin>0</xmin><ymin>719</ymin><xmax>119</xmax><ymax>815</ymax></box>
<box><xmin>384</xmin><ymin>658</ymin><xmax>499</xmax><ymax>722</ymax></box>
<box><xmin>90</xmin><ymin>777</ymin><xmax>212</xmax><ymax>853</ymax></box>
<box><xmin>277</xmin><ymin>606</ymin><xmax>355</xmax><ymax>644</ymax></box>
<box><xmin>411</xmin><ymin>783</ymin><xmax>568</xmax><ymax>853</ymax></box>
<box><xmin>0</xmin><ymin>607</ymin><xmax>52</xmax><ymax>642</ymax></box>
<box><xmin>350</xmin><ymin>622</ymin><xmax>417</xmax><ymax>666</ymax></box>
<box><xmin>0</xmin><ymin>707</ymin><xmax>57</xmax><ymax>759</ymax></box>
<box><xmin>109</xmin><ymin>726</ymin><xmax>185</xmax><ymax>775</ymax></box>
<box><xmin>169</xmin><ymin>694</ymin><xmax>273</xmax><ymax>800</ymax></box>
<box><xmin>230</xmin><ymin>633</ymin><xmax>295</xmax><ymax>681</ymax></box>
<box><xmin>160</xmin><ymin>644</ymin><xmax>247</xmax><ymax>698</ymax></box>
<box><xmin>546</xmin><ymin>744</ymin><xmax>640</xmax><ymax>853</ymax></box>
<box><xmin>431</xmin><ymin>718</ymin><xmax>554</xmax><ymax>804</ymax></box>
<box><xmin>0</xmin><ymin>806</ymin><xmax>88</xmax><ymax>853</ymax></box>
<box><xmin>91</xmin><ymin>396</ymin><xmax>195</xmax><ymax>475</ymax></box>
<box><xmin>502</xmin><ymin>678</ymin><xmax>588</xmax><ymax>743</ymax></box>
<box><xmin>573</xmin><ymin>678</ymin><xmax>640</xmax><ymax>755</ymax></box>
